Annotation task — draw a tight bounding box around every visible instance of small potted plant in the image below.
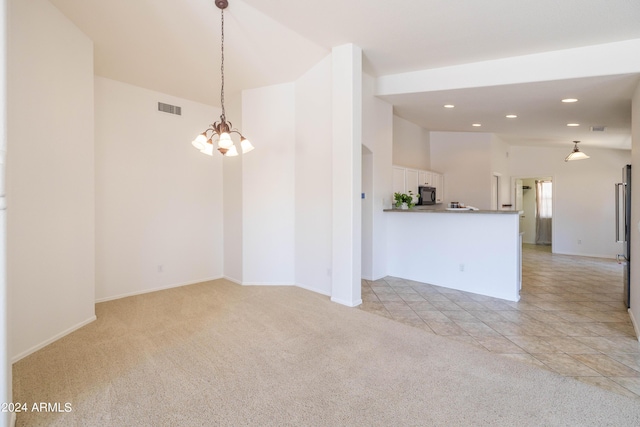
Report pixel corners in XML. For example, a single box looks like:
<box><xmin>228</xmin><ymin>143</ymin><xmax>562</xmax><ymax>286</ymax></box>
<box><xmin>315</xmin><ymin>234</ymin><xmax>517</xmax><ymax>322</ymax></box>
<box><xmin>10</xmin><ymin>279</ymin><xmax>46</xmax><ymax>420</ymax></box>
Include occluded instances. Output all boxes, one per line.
<box><xmin>394</xmin><ymin>191</ymin><xmax>419</xmax><ymax>209</ymax></box>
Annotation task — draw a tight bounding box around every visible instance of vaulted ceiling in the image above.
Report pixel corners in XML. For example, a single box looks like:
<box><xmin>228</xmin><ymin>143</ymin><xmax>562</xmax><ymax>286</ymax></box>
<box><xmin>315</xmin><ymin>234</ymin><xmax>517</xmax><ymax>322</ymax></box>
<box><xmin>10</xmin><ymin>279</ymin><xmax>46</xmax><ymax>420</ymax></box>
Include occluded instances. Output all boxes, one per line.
<box><xmin>49</xmin><ymin>0</ymin><xmax>640</xmax><ymax>149</ymax></box>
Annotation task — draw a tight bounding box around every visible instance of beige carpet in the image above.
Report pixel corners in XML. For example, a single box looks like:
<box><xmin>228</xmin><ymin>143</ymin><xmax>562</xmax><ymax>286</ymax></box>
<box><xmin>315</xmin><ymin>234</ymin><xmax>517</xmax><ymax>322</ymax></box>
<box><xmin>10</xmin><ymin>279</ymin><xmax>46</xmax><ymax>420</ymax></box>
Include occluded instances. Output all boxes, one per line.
<box><xmin>12</xmin><ymin>280</ymin><xmax>640</xmax><ymax>426</ymax></box>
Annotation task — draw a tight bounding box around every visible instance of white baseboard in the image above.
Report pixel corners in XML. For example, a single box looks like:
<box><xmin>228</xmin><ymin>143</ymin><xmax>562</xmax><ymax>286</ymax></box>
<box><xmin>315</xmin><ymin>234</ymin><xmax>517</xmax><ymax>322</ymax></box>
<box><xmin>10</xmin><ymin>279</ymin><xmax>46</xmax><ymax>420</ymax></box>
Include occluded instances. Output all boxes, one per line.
<box><xmin>222</xmin><ymin>275</ymin><xmax>242</xmax><ymax>285</ymax></box>
<box><xmin>551</xmin><ymin>250</ymin><xmax>616</xmax><ymax>259</ymax></box>
<box><xmin>295</xmin><ymin>283</ymin><xmax>331</xmax><ymax>297</ymax></box>
<box><xmin>224</xmin><ymin>278</ymin><xmax>332</xmax><ymax>299</ymax></box>
<box><xmin>331</xmin><ymin>297</ymin><xmax>362</xmax><ymax>307</ymax></box>
<box><xmin>629</xmin><ymin>308</ymin><xmax>640</xmax><ymax>341</ymax></box>
<box><xmin>225</xmin><ymin>277</ymin><xmax>327</xmax><ymax>296</ymax></box>
<box><xmin>11</xmin><ymin>315</ymin><xmax>97</xmax><ymax>363</ymax></box>
<box><xmin>241</xmin><ymin>282</ymin><xmax>295</xmax><ymax>286</ymax></box>
<box><xmin>94</xmin><ymin>276</ymin><xmax>223</xmax><ymax>303</ymax></box>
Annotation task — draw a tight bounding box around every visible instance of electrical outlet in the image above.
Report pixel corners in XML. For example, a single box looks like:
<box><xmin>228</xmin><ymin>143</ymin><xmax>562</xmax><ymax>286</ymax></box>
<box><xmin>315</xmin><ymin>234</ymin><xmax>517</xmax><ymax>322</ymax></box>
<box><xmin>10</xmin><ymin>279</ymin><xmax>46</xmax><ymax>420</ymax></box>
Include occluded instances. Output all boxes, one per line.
<box><xmin>158</xmin><ymin>265</ymin><xmax>163</xmax><ymax>273</ymax></box>
<box><xmin>577</xmin><ymin>239</ymin><xmax>582</xmax><ymax>244</ymax></box>
<box><xmin>459</xmin><ymin>264</ymin><xmax>464</xmax><ymax>272</ymax></box>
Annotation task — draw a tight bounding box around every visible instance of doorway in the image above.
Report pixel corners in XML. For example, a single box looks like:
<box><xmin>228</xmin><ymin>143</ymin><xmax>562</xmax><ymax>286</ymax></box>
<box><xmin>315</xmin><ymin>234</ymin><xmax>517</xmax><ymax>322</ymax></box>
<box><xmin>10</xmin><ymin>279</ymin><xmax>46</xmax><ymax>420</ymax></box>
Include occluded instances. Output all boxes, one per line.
<box><xmin>514</xmin><ymin>177</ymin><xmax>553</xmax><ymax>248</ymax></box>
<box><xmin>361</xmin><ymin>145</ymin><xmax>373</xmax><ymax>281</ymax></box>
<box><xmin>491</xmin><ymin>174</ymin><xmax>501</xmax><ymax>210</ymax></box>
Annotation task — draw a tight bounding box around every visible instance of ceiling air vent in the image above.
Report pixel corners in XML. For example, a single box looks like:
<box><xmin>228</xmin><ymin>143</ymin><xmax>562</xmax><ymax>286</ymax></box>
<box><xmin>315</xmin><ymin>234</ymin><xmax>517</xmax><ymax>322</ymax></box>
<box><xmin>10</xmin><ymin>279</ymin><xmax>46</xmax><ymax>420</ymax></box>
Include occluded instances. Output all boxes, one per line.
<box><xmin>590</xmin><ymin>125</ymin><xmax>606</xmax><ymax>132</ymax></box>
<box><xmin>158</xmin><ymin>102</ymin><xmax>182</xmax><ymax>116</ymax></box>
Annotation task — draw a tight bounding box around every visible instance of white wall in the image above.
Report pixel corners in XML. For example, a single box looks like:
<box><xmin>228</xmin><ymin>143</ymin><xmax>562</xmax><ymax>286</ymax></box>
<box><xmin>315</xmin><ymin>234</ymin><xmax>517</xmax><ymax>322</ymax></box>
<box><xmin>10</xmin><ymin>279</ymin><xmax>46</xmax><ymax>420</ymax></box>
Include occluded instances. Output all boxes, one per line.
<box><xmin>363</xmin><ymin>73</ymin><xmax>394</xmax><ymax>281</ymax></box>
<box><xmin>430</xmin><ymin>132</ymin><xmax>493</xmax><ymax>209</ymax></box>
<box><xmin>361</xmin><ymin>147</ymin><xmax>373</xmax><ymax>280</ymax></box>
<box><xmin>7</xmin><ymin>0</ymin><xmax>95</xmax><ymax>360</ymax></box>
<box><xmin>94</xmin><ymin>77</ymin><xmax>223</xmax><ymax>301</ymax></box>
<box><xmin>222</xmin><ymin>93</ymin><xmax>244</xmax><ymax>284</ymax></box>
<box><xmin>377</xmin><ymin>38</ymin><xmax>640</xmax><ymax>97</ymax></box>
<box><xmin>491</xmin><ymin>135</ymin><xmax>511</xmax><ymax>208</ymax></box>
<box><xmin>510</xmin><ymin>145</ymin><xmax>630</xmax><ymax>258</ymax></box>
<box><xmin>295</xmin><ymin>55</ymin><xmax>333</xmax><ymax>295</ymax></box>
<box><xmin>223</xmin><ymin>154</ymin><xmax>244</xmax><ymax>284</ymax></box>
<box><xmin>331</xmin><ymin>44</ymin><xmax>362</xmax><ymax>307</ymax></box>
<box><xmin>0</xmin><ymin>0</ymin><xmax>8</xmax><ymax>424</ymax></box>
<box><xmin>393</xmin><ymin>115</ymin><xmax>430</xmax><ymax>170</ymax></box>
<box><xmin>387</xmin><ymin>212</ymin><xmax>521</xmax><ymax>301</ymax></box>
<box><xmin>630</xmin><ymin>82</ymin><xmax>640</xmax><ymax>334</ymax></box>
<box><xmin>242</xmin><ymin>83</ymin><xmax>296</xmax><ymax>285</ymax></box>
<box><xmin>240</xmin><ymin>50</ymin><xmax>392</xmax><ymax>296</ymax></box>
<box><xmin>521</xmin><ymin>178</ymin><xmax>537</xmax><ymax>244</ymax></box>
<box><xmin>239</xmin><ymin>51</ymin><xmax>392</xmax><ymax>296</ymax></box>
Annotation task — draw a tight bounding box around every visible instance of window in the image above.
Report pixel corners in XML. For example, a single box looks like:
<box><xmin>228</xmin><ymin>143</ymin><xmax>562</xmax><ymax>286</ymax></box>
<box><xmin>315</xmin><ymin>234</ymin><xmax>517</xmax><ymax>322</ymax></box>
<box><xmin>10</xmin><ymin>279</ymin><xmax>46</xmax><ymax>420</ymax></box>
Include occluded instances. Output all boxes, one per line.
<box><xmin>536</xmin><ymin>180</ymin><xmax>552</xmax><ymax>219</ymax></box>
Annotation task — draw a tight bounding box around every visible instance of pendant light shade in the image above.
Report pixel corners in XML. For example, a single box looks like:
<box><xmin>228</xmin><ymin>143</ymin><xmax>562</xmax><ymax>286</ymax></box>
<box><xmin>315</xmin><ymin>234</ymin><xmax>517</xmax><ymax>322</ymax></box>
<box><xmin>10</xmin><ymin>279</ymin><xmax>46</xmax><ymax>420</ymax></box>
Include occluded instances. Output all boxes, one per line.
<box><xmin>191</xmin><ymin>133</ymin><xmax>207</xmax><ymax>150</ymax></box>
<box><xmin>218</xmin><ymin>132</ymin><xmax>233</xmax><ymax>149</ymax></box>
<box><xmin>225</xmin><ymin>145</ymin><xmax>239</xmax><ymax>157</ymax></box>
<box><xmin>241</xmin><ymin>137</ymin><xmax>254</xmax><ymax>153</ymax></box>
<box><xmin>564</xmin><ymin>141</ymin><xmax>590</xmax><ymax>162</ymax></box>
<box><xmin>190</xmin><ymin>0</ymin><xmax>254</xmax><ymax>157</ymax></box>
<box><xmin>200</xmin><ymin>142</ymin><xmax>214</xmax><ymax>157</ymax></box>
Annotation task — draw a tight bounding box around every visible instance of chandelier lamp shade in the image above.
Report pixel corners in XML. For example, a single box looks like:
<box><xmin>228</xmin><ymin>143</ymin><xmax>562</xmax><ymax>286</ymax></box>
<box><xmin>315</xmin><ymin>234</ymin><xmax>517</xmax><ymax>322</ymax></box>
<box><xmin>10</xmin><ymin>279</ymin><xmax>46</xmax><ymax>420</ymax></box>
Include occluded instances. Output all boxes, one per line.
<box><xmin>191</xmin><ymin>121</ymin><xmax>253</xmax><ymax>157</ymax></box>
<box><xmin>191</xmin><ymin>0</ymin><xmax>254</xmax><ymax>157</ymax></box>
<box><xmin>564</xmin><ymin>141</ymin><xmax>589</xmax><ymax>162</ymax></box>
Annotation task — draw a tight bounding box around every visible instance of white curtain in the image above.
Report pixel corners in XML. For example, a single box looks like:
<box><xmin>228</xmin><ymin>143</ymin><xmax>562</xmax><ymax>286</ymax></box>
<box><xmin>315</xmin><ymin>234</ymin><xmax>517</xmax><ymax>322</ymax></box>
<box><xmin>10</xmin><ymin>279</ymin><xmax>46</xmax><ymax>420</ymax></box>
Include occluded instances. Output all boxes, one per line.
<box><xmin>535</xmin><ymin>180</ymin><xmax>552</xmax><ymax>245</ymax></box>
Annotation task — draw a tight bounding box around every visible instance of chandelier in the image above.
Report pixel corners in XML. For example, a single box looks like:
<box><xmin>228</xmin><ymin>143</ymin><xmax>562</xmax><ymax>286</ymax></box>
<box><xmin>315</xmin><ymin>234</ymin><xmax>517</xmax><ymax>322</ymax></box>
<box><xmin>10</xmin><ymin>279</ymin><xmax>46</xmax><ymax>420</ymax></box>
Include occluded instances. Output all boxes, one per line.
<box><xmin>191</xmin><ymin>0</ymin><xmax>254</xmax><ymax>156</ymax></box>
<box><xmin>564</xmin><ymin>141</ymin><xmax>589</xmax><ymax>162</ymax></box>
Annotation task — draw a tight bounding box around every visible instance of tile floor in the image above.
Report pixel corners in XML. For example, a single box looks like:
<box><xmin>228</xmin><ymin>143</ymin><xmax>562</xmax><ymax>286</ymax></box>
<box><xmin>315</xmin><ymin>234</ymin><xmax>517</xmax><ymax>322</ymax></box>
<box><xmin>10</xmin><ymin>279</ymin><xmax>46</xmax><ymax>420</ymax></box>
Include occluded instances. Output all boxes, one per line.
<box><xmin>360</xmin><ymin>244</ymin><xmax>640</xmax><ymax>399</ymax></box>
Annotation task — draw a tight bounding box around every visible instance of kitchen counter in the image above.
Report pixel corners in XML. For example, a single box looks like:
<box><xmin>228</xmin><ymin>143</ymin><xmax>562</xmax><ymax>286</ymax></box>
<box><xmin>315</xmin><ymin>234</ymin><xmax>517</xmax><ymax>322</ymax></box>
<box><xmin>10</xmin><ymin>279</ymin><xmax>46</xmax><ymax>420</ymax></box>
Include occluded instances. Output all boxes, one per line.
<box><xmin>385</xmin><ymin>208</ymin><xmax>521</xmax><ymax>301</ymax></box>
<box><xmin>384</xmin><ymin>207</ymin><xmax>521</xmax><ymax>214</ymax></box>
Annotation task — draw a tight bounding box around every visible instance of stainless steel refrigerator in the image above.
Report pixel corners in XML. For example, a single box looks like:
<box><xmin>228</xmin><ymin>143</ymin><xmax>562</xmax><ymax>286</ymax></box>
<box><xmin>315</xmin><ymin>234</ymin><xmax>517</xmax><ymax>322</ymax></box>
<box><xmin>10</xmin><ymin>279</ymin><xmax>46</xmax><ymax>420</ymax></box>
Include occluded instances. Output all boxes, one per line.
<box><xmin>616</xmin><ymin>164</ymin><xmax>631</xmax><ymax>308</ymax></box>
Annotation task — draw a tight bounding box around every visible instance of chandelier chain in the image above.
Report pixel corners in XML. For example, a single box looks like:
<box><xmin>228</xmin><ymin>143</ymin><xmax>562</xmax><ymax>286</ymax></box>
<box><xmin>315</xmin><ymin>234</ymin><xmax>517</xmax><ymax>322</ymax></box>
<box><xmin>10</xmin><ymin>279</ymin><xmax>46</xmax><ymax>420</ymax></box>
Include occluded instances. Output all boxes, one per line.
<box><xmin>220</xmin><ymin>8</ymin><xmax>226</xmax><ymax>121</ymax></box>
<box><xmin>191</xmin><ymin>1</ymin><xmax>255</xmax><ymax>156</ymax></box>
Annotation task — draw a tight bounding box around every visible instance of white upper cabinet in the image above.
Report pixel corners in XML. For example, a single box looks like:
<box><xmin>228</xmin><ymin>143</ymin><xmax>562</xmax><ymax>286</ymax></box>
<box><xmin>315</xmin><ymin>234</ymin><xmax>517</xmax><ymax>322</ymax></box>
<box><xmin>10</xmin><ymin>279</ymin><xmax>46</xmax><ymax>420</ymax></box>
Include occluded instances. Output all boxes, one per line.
<box><xmin>405</xmin><ymin>169</ymin><xmax>419</xmax><ymax>195</ymax></box>
<box><xmin>433</xmin><ymin>173</ymin><xmax>444</xmax><ymax>203</ymax></box>
<box><xmin>392</xmin><ymin>166</ymin><xmax>406</xmax><ymax>194</ymax></box>
<box><xmin>418</xmin><ymin>171</ymin><xmax>433</xmax><ymax>187</ymax></box>
<box><xmin>393</xmin><ymin>165</ymin><xmax>444</xmax><ymax>204</ymax></box>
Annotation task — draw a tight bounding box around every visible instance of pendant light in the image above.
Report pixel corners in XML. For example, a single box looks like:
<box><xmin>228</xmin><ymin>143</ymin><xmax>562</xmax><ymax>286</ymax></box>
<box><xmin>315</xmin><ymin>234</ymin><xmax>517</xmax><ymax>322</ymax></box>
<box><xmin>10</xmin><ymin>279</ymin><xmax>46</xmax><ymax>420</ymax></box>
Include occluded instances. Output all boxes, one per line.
<box><xmin>191</xmin><ymin>0</ymin><xmax>254</xmax><ymax>157</ymax></box>
<box><xmin>564</xmin><ymin>141</ymin><xmax>589</xmax><ymax>162</ymax></box>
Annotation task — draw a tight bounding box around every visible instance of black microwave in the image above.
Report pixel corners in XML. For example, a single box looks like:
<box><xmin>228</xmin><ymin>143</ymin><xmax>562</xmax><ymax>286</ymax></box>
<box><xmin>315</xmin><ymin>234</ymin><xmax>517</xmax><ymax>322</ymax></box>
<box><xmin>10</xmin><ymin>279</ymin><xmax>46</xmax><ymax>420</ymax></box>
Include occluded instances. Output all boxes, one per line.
<box><xmin>417</xmin><ymin>186</ymin><xmax>436</xmax><ymax>205</ymax></box>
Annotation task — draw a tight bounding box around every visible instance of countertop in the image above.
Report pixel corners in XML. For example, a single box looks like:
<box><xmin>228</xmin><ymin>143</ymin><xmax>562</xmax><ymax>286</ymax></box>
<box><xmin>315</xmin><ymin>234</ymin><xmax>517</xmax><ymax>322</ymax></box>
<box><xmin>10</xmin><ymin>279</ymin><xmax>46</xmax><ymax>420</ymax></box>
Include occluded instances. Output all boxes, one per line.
<box><xmin>383</xmin><ymin>207</ymin><xmax>522</xmax><ymax>214</ymax></box>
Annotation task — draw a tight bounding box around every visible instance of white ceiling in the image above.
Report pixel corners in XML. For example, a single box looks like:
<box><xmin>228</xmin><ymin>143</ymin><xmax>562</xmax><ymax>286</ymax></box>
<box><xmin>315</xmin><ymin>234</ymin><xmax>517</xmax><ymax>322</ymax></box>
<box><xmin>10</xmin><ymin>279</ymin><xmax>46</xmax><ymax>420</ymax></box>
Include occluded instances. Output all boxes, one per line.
<box><xmin>49</xmin><ymin>0</ymin><xmax>640</xmax><ymax>149</ymax></box>
<box><xmin>382</xmin><ymin>74</ymin><xmax>639</xmax><ymax>149</ymax></box>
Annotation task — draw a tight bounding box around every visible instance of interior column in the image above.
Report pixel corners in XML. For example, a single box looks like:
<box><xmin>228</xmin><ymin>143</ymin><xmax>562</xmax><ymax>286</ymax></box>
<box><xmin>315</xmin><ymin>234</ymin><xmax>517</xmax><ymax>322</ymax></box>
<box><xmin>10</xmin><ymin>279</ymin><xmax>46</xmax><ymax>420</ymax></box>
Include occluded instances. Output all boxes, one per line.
<box><xmin>331</xmin><ymin>44</ymin><xmax>363</xmax><ymax>307</ymax></box>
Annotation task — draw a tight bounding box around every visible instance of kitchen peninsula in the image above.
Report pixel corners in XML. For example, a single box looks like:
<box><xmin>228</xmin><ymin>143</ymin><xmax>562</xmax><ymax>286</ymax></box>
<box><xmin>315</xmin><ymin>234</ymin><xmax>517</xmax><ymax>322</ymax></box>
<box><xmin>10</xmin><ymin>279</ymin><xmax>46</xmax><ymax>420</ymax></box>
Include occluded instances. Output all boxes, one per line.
<box><xmin>384</xmin><ymin>208</ymin><xmax>522</xmax><ymax>301</ymax></box>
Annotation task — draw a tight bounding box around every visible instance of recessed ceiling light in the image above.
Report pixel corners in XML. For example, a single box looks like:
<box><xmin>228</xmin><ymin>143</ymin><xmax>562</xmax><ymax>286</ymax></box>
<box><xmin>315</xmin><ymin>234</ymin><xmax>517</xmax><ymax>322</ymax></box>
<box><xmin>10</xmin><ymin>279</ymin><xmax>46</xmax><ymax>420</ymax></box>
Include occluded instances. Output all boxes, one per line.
<box><xmin>566</xmin><ymin>123</ymin><xmax>580</xmax><ymax>127</ymax></box>
<box><xmin>562</xmin><ymin>98</ymin><xmax>578</xmax><ymax>103</ymax></box>
<box><xmin>444</xmin><ymin>104</ymin><xmax>455</xmax><ymax>108</ymax></box>
<box><xmin>472</xmin><ymin>123</ymin><xmax>482</xmax><ymax>127</ymax></box>
<box><xmin>506</xmin><ymin>114</ymin><xmax>517</xmax><ymax>118</ymax></box>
